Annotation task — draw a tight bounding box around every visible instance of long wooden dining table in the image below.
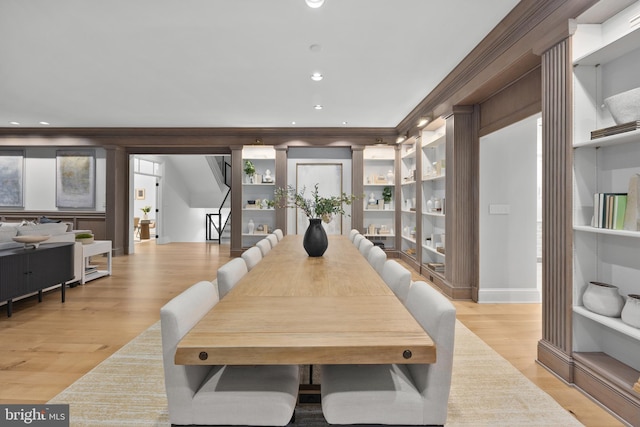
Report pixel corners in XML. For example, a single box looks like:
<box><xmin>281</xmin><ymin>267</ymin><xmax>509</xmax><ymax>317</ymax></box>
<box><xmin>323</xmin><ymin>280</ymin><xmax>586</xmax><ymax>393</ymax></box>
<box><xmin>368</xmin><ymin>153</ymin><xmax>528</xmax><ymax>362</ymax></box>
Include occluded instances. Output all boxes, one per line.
<box><xmin>175</xmin><ymin>234</ymin><xmax>435</xmax><ymax>365</ymax></box>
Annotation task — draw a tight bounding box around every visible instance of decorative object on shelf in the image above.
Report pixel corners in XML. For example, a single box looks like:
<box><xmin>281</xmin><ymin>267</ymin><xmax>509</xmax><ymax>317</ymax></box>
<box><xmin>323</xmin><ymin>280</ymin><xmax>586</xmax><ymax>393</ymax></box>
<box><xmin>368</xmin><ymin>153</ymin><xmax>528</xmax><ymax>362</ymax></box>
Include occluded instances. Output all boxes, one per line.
<box><xmin>247</xmin><ymin>219</ymin><xmax>255</xmax><ymax>235</ymax></box>
<box><xmin>426</xmin><ymin>197</ymin><xmax>434</xmax><ymax>212</ymax></box>
<box><xmin>386</xmin><ymin>170</ymin><xmax>395</xmax><ymax>184</ymax></box>
<box><xmin>141</xmin><ymin>206</ymin><xmax>151</xmax><ymax>220</ymax></box>
<box><xmin>274</xmin><ymin>183</ymin><xmax>358</xmax><ymax>257</ymax></box>
<box><xmin>369</xmin><ymin>193</ymin><xmax>376</xmax><ymax>204</ymax></box>
<box><xmin>12</xmin><ymin>235</ymin><xmax>50</xmax><ymax>249</ymax></box>
<box><xmin>382</xmin><ymin>186</ymin><xmax>392</xmax><ymax>210</ymax></box>
<box><xmin>434</xmin><ymin>198</ymin><xmax>442</xmax><ymax>212</ymax></box>
<box><xmin>591</xmin><ymin>121</ymin><xmax>640</xmax><ymax>140</ymax></box>
<box><xmin>75</xmin><ymin>233</ymin><xmax>95</xmax><ymax>245</ymax></box>
<box><xmin>243</xmin><ymin>160</ymin><xmax>256</xmax><ymax>184</ymax></box>
<box><xmin>582</xmin><ymin>281</ymin><xmax>625</xmax><ymax>317</ymax></box>
<box><xmin>262</xmin><ymin>169</ymin><xmax>274</xmax><ymax>183</ymax></box>
<box><xmin>604</xmin><ymin>87</ymin><xmax>640</xmax><ymax>125</ymax></box>
<box><xmin>621</xmin><ymin>294</ymin><xmax>640</xmax><ymax>328</ymax></box>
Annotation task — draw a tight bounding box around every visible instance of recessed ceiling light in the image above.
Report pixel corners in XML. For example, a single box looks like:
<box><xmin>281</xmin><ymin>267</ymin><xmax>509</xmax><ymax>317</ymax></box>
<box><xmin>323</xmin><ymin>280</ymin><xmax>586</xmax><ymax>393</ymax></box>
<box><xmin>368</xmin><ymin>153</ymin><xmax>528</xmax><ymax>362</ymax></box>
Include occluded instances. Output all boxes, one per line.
<box><xmin>291</xmin><ymin>121</ymin><xmax>296</xmax><ymax>125</ymax></box>
<box><xmin>314</xmin><ymin>105</ymin><xmax>323</xmax><ymax>110</ymax></box>
<box><xmin>9</xmin><ymin>121</ymin><xmax>20</xmax><ymax>125</ymax></box>
<box><xmin>305</xmin><ymin>0</ymin><xmax>325</xmax><ymax>9</ymax></box>
<box><xmin>39</xmin><ymin>121</ymin><xmax>50</xmax><ymax>125</ymax></box>
<box><xmin>342</xmin><ymin>121</ymin><xmax>348</xmax><ymax>125</ymax></box>
<box><xmin>311</xmin><ymin>72</ymin><xmax>323</xmax><ymax>81</ymax></box>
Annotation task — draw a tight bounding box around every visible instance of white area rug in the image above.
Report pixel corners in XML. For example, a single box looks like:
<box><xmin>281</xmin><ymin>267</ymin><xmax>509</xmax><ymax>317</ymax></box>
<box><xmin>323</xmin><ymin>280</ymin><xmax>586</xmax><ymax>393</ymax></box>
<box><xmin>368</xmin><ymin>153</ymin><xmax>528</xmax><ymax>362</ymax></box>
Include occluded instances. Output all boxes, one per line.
<box><xmin>49</xmin><ymin>321</ymin><xmax>583</xmax><ymax>426</ymax></box>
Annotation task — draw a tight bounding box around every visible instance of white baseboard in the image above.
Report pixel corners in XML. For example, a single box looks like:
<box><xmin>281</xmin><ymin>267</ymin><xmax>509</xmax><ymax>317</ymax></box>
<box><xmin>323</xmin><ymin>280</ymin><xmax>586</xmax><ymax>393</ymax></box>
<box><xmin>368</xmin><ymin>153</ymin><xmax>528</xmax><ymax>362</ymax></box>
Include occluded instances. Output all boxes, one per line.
<box><xmin>478</xmin><ymin>287</ymin><xmax>541</xmax><ymax>303</ymax></box>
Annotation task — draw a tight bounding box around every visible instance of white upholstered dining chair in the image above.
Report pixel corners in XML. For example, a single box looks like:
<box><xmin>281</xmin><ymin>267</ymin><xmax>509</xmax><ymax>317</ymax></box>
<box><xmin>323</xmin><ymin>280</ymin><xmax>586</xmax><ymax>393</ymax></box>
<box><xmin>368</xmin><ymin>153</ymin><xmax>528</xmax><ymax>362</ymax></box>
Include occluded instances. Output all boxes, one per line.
<box><xmin>367</xmin><ymin>245</ymin><xmax>387</xmax><ymax>276</ymax></box>
<box><xmin>321</xmin><ymin>280</ymin><xmax>456</xmax><ymax>426</ymax></box>
<box><xmin>216</xmin><ymin>258</ymin><xmax>248</xmax><ymax>299</ymax></box>
<box><xmin>273</xmin><ymin>228</ymin><xmax>284</xmax><ymax>241</ymax></box>
<box><xmin>241</xmin><ymin>246</ymin><xmax>263</xmax><ymax>271</ymax></box>
<box><xmin>348</xmin><ymin>229</ymin><xmax>360</xmax><ymax>242</ymax></box>
<box><xmin>160</xmin><ymin>280</ymin><xmax>300</xmax><ymax>426</ymax></box>
<box><xmin>256</xmin><ymin>238</ymin><xmax>272</xmax><ymax>257</ymax></box>
<box><xmin>358</xmin><ymin>238</ymin><xmax>374</xmax><ymax>258</ymax></box>
<box><xmin>352</xmin><ymin>233</ymin><xmax>365</xmax><ymax>250</ymax></box>
<box><xmin>381</xmin><ymin>259</ymin><xmax>412</xmax><ymax>304</ymax></box>
<box><xmin>266</xmin><ymin>233</ymin><xmax>279</xmax><ymax>248</ymax></box>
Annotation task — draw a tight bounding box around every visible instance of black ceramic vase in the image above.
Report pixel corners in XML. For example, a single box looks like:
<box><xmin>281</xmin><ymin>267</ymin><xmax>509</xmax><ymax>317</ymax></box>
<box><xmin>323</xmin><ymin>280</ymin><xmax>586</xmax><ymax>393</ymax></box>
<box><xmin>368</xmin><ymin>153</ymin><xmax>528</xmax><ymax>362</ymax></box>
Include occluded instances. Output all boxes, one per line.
<box><xmin>303</xmin><ymin>218</ymin><xmax>328</xmax><ymax>257</ymax></box>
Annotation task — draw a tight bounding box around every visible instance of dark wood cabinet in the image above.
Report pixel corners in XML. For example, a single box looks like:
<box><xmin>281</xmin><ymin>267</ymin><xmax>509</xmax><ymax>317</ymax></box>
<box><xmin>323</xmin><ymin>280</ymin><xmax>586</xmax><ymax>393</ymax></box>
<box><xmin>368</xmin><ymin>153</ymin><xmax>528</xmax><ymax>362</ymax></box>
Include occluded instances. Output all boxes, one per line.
<box><xmin>0</xmin><ymin>242</ymin><xmax>74</xmax><ymax>316</ymax></box>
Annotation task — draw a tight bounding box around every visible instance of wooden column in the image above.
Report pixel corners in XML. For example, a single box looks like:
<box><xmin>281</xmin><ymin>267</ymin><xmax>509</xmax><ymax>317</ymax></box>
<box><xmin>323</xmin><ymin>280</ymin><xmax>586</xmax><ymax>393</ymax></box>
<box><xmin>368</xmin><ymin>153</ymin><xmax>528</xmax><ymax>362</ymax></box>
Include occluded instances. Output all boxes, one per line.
<box><xmin>536</xmin><ymin>37</ymin><xmax>574</xmax><ymax>382</ymax></box>
<box><xmin>230</xmin><ymin>146</ymin><xmax>244</xmax><ymax>257</ymax></box>
<box><xmin>444</xmin><ymin>105</ymin><xmax>476</xmax><ymax>300</ymax></box>
<box><xmin>275</xmin><ymin>146</ymin><xmax>288</xmax><ymax>235</ymax></box>
<box><xmin>104</xmin><ymin>145</ymin><xmax>127</xmax><ymax>256</ymax></box>
<box><xmin>351</xmin><ymin>146</ymin><xmax>364</xmax><ymax>234</ymax></box>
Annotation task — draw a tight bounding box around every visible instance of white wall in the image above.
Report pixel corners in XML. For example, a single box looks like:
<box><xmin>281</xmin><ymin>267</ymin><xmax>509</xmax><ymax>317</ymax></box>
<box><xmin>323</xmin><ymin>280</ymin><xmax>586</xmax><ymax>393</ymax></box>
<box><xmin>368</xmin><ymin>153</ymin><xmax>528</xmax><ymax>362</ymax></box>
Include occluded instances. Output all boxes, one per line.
<box><xmin>22</xmin><ymin>147</ymin><xmax>106</xmax><ymax>211</ymax></box>
<box><xmin>155</xmin><ymin>156</ymin><xmax>223</xmax><ymax>243</ymax></box>
<box><xmin>479</xmin><ymin>114</ymin><xmax>540</xmax><ymax>303</ymax></box>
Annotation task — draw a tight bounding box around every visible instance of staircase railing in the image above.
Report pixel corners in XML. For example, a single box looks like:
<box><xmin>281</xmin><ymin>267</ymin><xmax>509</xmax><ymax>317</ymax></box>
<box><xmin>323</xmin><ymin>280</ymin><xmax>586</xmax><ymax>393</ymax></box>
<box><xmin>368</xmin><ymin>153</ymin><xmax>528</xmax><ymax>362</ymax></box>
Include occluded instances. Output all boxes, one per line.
<box><xmin>206</xmin><ymin>160</ymin><xmax>231</xmax><ymax>243</ymax></box>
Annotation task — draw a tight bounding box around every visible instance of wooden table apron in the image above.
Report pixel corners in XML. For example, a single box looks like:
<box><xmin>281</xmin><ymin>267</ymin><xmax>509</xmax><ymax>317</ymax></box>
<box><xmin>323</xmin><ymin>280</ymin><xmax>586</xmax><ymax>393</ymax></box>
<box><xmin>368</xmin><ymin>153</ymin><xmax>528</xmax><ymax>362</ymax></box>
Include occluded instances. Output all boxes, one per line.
<box><xmin>175</xmin><ymin>235</ymin><xmax>435</xmax><ymax>365</ymax></box>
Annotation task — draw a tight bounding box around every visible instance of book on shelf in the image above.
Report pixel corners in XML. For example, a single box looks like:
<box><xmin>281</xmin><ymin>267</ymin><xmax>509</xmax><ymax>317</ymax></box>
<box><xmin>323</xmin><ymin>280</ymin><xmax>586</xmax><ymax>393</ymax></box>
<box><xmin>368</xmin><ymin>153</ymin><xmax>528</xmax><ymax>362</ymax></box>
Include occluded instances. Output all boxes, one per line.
<box><xmin>426</xmin><ymin>262</ymin><xmax>445</xmax><ymax>272</ymax></box>
<box><xmin>593</xmin><ymin>193</ymin><xmax>627</xmax><ymax>230</ymax></box>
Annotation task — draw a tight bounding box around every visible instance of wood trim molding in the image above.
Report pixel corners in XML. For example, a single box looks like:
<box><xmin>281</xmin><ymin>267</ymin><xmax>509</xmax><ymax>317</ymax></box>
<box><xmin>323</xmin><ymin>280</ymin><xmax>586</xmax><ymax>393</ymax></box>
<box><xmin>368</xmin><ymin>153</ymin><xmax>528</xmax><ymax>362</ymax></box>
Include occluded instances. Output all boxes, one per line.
<box><xmin>351</xmin><ymin>146</ymin><xmax>364</xmax><ymax>234</ymax></box>
<box><xmin>539</xmin><ymin>38</ymin><xmax>573</xmax><ymax>357</ymax></box>
<box><xmin>444</xmin><ymin>106</ymin><xmax>476</xmax><ymax>301</ymax></box>
<box><xmin>230</xmin><ymin>147</ymin><xmax>244</xmax><ymax>255</ymax></box>
<box><xmin>537</xmin><ymin>339</ymin><xmax>574</xmax><ymax>383</ymax></box>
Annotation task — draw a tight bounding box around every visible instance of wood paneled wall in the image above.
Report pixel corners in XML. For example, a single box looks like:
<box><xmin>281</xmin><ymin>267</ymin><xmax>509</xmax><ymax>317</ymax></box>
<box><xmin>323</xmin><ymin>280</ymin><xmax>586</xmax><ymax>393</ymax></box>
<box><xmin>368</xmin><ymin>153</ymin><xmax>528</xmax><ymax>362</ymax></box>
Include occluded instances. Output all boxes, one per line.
<box><xmin>537</xmin><ymin>37</ymin><xmax>574</xmax><ymax>382</ymax></box>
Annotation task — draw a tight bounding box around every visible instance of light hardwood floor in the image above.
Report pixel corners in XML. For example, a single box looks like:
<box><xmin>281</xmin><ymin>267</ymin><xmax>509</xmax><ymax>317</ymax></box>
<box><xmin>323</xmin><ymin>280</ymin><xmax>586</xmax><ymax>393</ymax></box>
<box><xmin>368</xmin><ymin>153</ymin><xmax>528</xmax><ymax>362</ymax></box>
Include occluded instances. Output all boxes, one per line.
<box><xmin>0</xmin><ymin>241</ymin><xmax>624</xmax><ymax>426</ymax></box>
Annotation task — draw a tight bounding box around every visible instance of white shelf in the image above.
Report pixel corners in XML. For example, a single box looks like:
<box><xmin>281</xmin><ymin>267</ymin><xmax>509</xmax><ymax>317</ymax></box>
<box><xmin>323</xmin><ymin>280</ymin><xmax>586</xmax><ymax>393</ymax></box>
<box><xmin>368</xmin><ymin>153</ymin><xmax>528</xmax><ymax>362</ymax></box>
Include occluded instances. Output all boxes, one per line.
<box><xmin>574</xmin><ymin>306</ymin><xmax>640</xmax><ymax>341</ymax></box>
<box><xmin>423</xmin><ymin>211</ymin><xmax>445</xmax><ymax>218</ymax></box>
<box><xmin>363</xmin><ymin>183</ymin><xmax>394</xmax><ymax>187</ymax></box>
<box><xmin>422</xmin><ymin>174</ymin><xmax>445</xmax><ymax>182</ymax></box>
<box><xmin>364</xmin><ymin>208</ymin><xmax>393</xmax><ymax>212</ymax></box>
<box><xmin>422</xmin><ymin>244</ymin><xmax>445</xmax><ymax>258</ymax></box>
<box><xmin>401</xmin><ymin>209</ymin><xmax>416</xmax><ymax>214</ymax></box>
<box><xmin>401</xmin><ymin>148</ymin><xmax>416</xmax><ymax>159</ymax></box>
<box><xmin>422</xmin><ymin>133</ymin><xmax>446</xmax><ymax>148</ymax></box>
<box><xmin>401</xmin><ymin>235</ymin><xmax>416</xmax><ymax>244</ymax></box>
<box><xmin>242</xmin><ymin>183</ymin><xmax>275</xmax><ymax>186</ymax></box>
<box><xmin>574</xmin><ymin>225</ymin><xmax>640</xmax><ymax>238</ymax></box>
<box><xmin>401</xmin><ymin>180</ymin><xmax>416</xmax><ymax>186</ymax></box>
<box><xmin>574</xmin><ymin>129</ymin><xmax>640</xmax><ymax>149</ymax></box>
<box><xmin>242</xmin><ymin>208</ymin><xmax>275</xmax><ymax>211</ymax></box>
<box><xmin>574</xmin><ymin>26</ymin><xmax>640</xmax><ymax>66</ymax></box>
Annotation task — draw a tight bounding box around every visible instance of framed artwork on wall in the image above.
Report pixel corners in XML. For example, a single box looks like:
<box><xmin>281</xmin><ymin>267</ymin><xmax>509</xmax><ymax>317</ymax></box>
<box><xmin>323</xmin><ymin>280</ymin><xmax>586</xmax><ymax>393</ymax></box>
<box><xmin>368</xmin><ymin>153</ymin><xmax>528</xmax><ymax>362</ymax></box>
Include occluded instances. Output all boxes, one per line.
<box><xmin>295</xmin><ymin>163</ymin><xmax>343</xmax><ymax>235</ymax></box>
<box><xmin>0</xmin><ymin>150</ymin><xmax>24</xmax><ymax>208</ymax></box>
<box><xmin>56</xmin><ymin>149</ymin><xmax>96</xmax><ymax>209</ymax></box>
<box><xmin>135</xmin><ymin>188</ymin><xmax>146</xmax><ymax>200</ymax></box>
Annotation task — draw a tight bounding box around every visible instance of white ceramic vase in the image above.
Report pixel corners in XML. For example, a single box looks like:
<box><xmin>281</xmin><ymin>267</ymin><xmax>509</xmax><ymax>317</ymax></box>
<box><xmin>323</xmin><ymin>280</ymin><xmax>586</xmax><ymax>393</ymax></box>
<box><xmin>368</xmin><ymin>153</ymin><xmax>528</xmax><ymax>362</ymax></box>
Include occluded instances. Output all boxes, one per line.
<box><xmin>247</xmin><ymin>219</ymin><xmax>255</xmax><ymax>235</ymax></box>
<box><xmin>582</xmin><ymin>281</ymin><xmax>625</xmax><ymax>317</ymax></box>
<box><xmin>621</xmin><ymin>294</ymin><xmax>640</xmax><ymax>328</ymax></box>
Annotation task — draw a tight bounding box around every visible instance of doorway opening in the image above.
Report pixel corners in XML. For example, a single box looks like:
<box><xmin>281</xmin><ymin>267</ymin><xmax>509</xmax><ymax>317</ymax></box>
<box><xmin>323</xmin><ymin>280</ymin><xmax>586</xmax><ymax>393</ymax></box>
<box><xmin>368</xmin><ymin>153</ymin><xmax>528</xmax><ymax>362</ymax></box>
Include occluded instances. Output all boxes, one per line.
<box><xmin>478</xmin><ymin>113</ymin><xmax>542</xmax><ymax>303</ymax></box>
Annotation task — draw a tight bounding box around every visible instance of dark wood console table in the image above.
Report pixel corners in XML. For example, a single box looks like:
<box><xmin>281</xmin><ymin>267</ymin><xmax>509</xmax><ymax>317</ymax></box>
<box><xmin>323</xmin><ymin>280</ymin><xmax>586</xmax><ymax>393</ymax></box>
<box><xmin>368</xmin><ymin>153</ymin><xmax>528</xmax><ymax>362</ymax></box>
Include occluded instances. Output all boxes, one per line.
<box><xmin>0</xmin><ymin>242</ymin><xmax>74</xmax><ymax>317</ymax></box>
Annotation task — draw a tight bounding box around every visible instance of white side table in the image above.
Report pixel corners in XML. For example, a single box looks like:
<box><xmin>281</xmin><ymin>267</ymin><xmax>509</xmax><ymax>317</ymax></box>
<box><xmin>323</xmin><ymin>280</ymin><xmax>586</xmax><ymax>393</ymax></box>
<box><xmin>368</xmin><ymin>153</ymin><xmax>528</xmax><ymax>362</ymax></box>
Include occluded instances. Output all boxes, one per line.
<box><xmin>81</xmin><ymin>240</ymin><xmax>112</xmax><ymax>284</ymax></box>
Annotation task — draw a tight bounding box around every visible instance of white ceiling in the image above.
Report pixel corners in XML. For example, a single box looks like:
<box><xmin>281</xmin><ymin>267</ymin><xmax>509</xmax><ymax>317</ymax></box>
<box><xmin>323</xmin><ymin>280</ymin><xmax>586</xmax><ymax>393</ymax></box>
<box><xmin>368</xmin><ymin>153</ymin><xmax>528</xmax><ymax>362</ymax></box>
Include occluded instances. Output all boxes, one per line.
<box><xmin>0</xmin><ymin>0</ymin><xmax>521</xmax><ymax>128</ymax></box>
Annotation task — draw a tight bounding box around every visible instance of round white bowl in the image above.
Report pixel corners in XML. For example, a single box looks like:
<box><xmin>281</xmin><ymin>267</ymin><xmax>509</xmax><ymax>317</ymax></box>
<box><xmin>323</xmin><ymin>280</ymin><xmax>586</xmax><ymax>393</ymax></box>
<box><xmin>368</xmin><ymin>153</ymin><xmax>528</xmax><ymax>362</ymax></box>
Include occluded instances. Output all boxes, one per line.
<box><xmin>12</xmin><ymin>235</ymin><xmax>50</xmax><ymax>249</ymax></box>
<box><xmin>604</xmin><ymin>87</ymin><xmax>640</xmax><ymax>125</ymax></box>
